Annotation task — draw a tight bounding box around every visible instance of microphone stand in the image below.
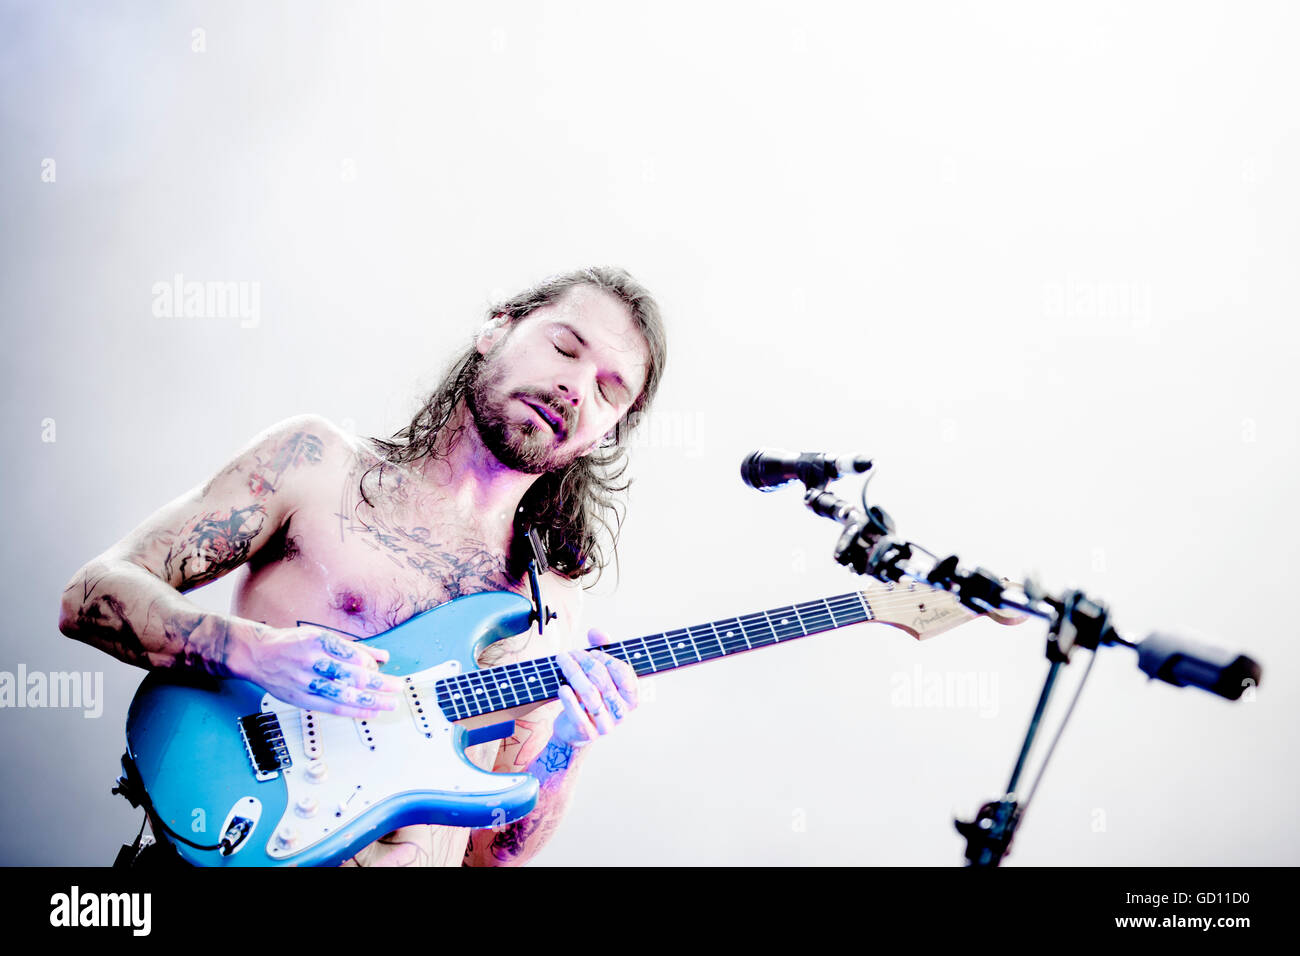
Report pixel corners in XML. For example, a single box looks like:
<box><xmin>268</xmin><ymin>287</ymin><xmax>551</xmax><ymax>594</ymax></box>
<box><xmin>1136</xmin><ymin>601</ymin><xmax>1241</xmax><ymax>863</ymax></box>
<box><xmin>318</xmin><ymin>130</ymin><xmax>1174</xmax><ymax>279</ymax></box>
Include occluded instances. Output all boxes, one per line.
<box><xmin>784</xmin><ymin>461</ymin><xmax>1261</xmax><ymax>867</ymax></box>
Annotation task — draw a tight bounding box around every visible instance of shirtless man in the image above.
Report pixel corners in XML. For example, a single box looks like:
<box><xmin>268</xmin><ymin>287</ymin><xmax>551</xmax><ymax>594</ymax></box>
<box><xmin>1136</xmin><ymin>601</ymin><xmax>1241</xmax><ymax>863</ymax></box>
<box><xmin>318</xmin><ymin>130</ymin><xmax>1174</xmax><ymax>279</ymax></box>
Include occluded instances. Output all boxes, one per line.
<box><xmin>58</xmin><ymin>266</ymin><xmax>667</xmax><ymax>866</ymax></box>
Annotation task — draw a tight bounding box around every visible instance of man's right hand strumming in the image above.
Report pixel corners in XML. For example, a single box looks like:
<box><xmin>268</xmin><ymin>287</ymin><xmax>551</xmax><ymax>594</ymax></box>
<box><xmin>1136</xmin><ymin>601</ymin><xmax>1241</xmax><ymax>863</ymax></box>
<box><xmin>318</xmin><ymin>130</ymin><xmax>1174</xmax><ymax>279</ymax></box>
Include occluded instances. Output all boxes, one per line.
<box><xmin>227</xmin><ymin>622</ymin><xmax>401</xmax><ymax>718</ymax></box>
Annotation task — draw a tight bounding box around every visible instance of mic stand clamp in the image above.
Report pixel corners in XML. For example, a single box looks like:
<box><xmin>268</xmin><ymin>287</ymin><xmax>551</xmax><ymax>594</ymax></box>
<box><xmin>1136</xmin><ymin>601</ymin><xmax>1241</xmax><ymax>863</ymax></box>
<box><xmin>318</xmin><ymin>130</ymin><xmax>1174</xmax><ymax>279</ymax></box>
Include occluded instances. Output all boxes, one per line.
<box><xmin>1047</xmin><ymin>590</ymin><xmax>1116</xmax><ymax>663</ymax></box>
<box><xmin>955</xmin><ymin>798</ymin><xmax>1022</xmax><ymax>867</ymax></box>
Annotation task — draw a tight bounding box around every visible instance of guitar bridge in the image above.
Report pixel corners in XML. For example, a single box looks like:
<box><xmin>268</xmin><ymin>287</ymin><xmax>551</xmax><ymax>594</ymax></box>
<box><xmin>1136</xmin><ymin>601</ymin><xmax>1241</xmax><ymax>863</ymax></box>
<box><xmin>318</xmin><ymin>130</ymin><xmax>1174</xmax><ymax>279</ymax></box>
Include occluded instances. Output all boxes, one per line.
<box><xmin>238</xmin><ymin>712</ymin><xmax>291</xmax><ymax>780</ymax></box>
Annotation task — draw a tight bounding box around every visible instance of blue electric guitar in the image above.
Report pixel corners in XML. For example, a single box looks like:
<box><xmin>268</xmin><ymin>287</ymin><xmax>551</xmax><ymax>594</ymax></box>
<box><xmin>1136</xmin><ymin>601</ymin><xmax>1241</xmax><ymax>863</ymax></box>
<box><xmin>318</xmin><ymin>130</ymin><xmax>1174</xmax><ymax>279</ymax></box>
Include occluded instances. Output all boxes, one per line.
<box><xmin>123</xmin><ymin>580</ymin><xmax>986</xmax><ymax>866</ymax></box>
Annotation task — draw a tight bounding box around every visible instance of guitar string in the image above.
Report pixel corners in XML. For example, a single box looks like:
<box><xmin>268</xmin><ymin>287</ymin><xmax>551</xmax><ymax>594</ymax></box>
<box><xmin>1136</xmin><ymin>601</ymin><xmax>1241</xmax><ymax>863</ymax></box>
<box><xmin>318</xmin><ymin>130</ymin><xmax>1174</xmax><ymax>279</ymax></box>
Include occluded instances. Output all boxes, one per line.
<box><xmin>264</xmin><ymin>589</ymin><xmax>993</xmax><ymax>727</ymax></box>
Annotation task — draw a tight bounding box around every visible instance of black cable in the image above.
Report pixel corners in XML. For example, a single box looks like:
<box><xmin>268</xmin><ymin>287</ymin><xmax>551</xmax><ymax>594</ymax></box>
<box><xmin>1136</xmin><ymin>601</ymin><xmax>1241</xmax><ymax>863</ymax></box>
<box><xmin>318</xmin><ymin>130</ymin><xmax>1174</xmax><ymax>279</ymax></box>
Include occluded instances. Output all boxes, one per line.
<box><xmin>1021</xmin><ymin>646</ymin><xmax>1099</xmax><ymax>813</ymax></box>
<box><xmin>122</xmin><ymin>754</ymin><xmax>228</xmax><ymax>853</ymax></box>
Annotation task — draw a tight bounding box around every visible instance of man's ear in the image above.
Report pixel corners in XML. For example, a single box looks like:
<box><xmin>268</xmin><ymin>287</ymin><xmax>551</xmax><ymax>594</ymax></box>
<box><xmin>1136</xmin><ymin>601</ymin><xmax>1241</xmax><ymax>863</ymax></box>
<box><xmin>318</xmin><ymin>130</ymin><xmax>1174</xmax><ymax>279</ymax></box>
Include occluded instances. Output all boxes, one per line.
<box><xmin>475</xmin><ymin>313</ymin><xmax>510</xmax><ymax>355</ymax></box>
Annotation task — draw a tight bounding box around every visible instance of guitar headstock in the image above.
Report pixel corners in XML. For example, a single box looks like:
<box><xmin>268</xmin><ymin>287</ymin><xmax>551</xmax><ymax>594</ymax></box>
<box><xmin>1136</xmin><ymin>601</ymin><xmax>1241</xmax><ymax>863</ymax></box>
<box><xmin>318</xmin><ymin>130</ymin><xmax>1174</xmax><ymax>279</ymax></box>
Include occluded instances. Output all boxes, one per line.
<box><xmin>859</xmin><ymin>579</ymin><xmax>1023</xmax><ymax>640</ymax></box>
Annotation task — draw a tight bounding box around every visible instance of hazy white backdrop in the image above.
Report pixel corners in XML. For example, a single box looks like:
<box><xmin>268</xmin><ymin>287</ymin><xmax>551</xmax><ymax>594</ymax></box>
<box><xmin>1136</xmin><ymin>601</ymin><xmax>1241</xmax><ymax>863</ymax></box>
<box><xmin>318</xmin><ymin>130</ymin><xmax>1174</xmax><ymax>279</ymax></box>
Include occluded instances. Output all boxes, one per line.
<box><xmin>2</xmin><ymin>1</ymin><xmax>1297</xmax><ymax>865</ymax></box>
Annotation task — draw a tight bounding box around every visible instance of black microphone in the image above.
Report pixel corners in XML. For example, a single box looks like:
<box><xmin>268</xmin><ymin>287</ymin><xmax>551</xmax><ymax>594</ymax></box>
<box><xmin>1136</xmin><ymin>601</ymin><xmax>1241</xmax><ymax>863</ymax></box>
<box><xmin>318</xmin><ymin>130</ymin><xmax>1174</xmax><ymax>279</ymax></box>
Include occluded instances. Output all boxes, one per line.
<box><xmin>1135</xmin><ymin>633</ymin><xmax>1262</xmax><ymax>701</ymax></box>
<box><xmin>740</xmin><ymin>449</ymin><xmax>873</xmax><ymax>491</ymax></box>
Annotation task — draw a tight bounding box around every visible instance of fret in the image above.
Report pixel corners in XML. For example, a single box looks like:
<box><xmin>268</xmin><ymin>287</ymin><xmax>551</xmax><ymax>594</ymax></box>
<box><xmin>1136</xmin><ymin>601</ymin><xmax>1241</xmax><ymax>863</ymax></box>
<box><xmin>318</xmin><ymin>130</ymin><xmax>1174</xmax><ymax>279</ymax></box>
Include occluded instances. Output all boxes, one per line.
<box><xmin>434</xmin><ymin>678</ymin><xmax>459</xmax><ymax>721</ymax></box>
<box><xmin>451</xmin><ymin>678</ymin><xmax>469</xmax><ymax>720</ymax></box>
<box><xmin>689</xmin><ymin>623</ymin><xmax>724</xmax><ymax>659</ymax></box>
<box><xmin>789</xmin><ymin>602</ymin><xmax>812</xmax><ymax>636</ymax></box>
<box><xmin>738</xmin><ymin>611</ymin><xmax>777</xmax><ymax>647</ymax></box>
<box><xmin>743</xmin><ymin>610</ymin><xmax>775</xmax><ymax>643</ymax></box>
<box><xmin>456</xmin><ymin>672</ymin><xmax>480</xmax><ymax>718</ymax></box>
<box><xmin>496</xmin><ymin>664</ymin><xmax>522</xmax><ymax>708</ymax></box>
<box><xmin>707</xmin><ymin>621</ymin><xmax>735</xmax><ymax>655</ymax></box>
<box><xmin>646</xmin><ymin>634</ymin><xmax>676</xmax><ymax>672</ymax></box>
<box><xmin>480</xmin><ymin>669</ymin><xmax>503</xmax><ymax>710</ymax></box>
<box><xmin>767</xmin><ymin>606</ymin><xmax>800</xmax><ymax>640</ymax></box>
<box><xmin>466</xmin><ymin>669</ymin><xmax>504</xmax><ymax>716</ymax></box>
<box><xmin>661</xmin><ymin>630</ymin><xmax>684</xmax><ymax>668</ymax></box>
<box><xmin>624</xmin><ymin>636</ymin><xmax>657</xmax><ymax>676</ymax></box>
<box><xmin>857</xmin><ymin>591</ymin><xmax>875</xmax><ymax>622</ymax></box>
<box><xmin>796</xmin><ymin>599</ymin><xmax>834</xmax><ymax>634</ymax></box>
<box><xmin>713</xmin><ymin>618</ymin><xmax>749</xmax><ymax>654</ymax></box>
<box><xmin>683</xmin><ymin>628</ymin><xmax>706</xmax><ymax>663</ymax></box>
<box><xmin>518</xmin><ymin>659</ymin><xmax>545</xmax><ymax>705</ymax></box>
<box><xmin>825</xmin><ymin>597</ymin><xmax>844</xmax><ymax>628</ymax></box>
<box><xmin>513</xmin><ymin>663</ymin><xmax>533</xmax><ymax>706</ymax></box>
<box><xmin>539</xmin><ymin>657</ymin><xmax>562</xmax><ymax>698</ymax></box>
<box><xmin>662</xmin><ymin>629</ymin><xmax>702</xmax><ymax>666</ymax></box>
<box><xmin>830</xmin><ymin>592</ymin><xmax>868</xmax><ymax>626</ymax></box>
<box><xmin>603</xmin><ymin>642</ymin><xmax>631</xmax><ymax>665</ymax></box>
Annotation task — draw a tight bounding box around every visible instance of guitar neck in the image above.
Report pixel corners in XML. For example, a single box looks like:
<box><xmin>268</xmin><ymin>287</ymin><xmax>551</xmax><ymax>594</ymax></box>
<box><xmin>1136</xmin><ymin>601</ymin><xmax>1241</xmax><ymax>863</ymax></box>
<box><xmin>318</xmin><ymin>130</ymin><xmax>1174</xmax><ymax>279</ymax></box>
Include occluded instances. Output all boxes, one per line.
<box><xmin>434</xmin><ymin>584</ymin><xmax>968</xmax><ymax>722</ymax></box>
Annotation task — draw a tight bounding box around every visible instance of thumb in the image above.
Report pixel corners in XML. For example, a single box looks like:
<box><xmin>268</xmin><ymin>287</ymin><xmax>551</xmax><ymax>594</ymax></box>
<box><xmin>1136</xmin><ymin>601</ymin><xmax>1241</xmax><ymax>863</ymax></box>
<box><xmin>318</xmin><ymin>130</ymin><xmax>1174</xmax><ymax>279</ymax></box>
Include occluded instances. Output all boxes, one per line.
<box><xmin>587</xmin><ymin>627</ymin><xmax>613</xmax><ymax>648</ymax></box>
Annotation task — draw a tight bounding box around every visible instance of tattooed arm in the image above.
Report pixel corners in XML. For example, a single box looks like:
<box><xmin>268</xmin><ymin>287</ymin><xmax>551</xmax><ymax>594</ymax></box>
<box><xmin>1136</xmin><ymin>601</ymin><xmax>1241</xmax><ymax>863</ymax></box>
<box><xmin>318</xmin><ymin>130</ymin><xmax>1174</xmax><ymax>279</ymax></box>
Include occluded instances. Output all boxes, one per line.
<box><xmin>462</xmin><ymin>707</ymin><xmax>593</xmax><ymax>867</ymax></box>
<box><xmin>56</xmin><ymin>415</ymin><xmax>397</xmax><ymax>717</ymax></box>
<box><xmin>463</xmin><ymin>624</ymin><xmax>641</xmax><ymax>866</ymax></box>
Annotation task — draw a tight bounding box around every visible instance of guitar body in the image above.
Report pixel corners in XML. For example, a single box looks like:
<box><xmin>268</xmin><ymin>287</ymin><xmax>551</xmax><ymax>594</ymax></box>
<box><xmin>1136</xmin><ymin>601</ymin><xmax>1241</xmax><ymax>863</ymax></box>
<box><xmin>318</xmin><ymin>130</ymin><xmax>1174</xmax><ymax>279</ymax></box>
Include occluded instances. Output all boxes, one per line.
<box><xmin>124</xmin><ymin>591</ymin><xmax>540</xmax><ymax>867</ymax></box>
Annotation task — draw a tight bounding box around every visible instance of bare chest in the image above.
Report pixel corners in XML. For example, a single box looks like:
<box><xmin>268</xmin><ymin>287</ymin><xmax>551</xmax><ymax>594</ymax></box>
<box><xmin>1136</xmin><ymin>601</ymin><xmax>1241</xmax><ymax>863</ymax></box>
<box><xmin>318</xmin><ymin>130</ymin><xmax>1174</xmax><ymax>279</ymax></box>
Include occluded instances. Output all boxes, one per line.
<box><xmin>231</xmin><ymin>468</ymin><xmax>528</xmax><ymax>650</ymax></box>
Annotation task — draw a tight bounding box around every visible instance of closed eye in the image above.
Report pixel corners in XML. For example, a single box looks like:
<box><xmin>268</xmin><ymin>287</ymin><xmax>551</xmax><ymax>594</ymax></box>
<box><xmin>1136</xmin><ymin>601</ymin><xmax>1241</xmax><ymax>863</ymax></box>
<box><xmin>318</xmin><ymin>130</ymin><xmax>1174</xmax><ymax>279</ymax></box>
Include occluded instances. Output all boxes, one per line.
<box><xmin>554</xmin><ymin>344</ymin><xmax>610</xmax><ymax>402</ymax></box>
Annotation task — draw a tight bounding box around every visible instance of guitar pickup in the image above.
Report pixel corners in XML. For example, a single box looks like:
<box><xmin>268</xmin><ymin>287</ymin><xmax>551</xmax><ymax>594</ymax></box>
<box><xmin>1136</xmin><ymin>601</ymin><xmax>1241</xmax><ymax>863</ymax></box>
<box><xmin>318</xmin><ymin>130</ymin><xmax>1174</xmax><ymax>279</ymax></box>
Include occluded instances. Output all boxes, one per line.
<box><xmin>405</xmin><ymin>676</ymin><xmax>434</xmax><ymax>739</ymax></box>
<box><xmin>301</xmin><ymin>710</ymin><xmax>322</xmax><ymax>760</ymax></box>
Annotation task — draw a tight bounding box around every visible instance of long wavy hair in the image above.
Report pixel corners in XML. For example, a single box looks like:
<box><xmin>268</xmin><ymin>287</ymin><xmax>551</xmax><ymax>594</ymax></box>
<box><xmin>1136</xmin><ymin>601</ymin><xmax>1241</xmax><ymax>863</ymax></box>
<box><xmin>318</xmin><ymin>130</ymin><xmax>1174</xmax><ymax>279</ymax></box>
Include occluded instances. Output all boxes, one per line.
<box><xmin>361</xmin><ymin>267</ymin><xmax>667</xmax><ymax>584</ymax></box>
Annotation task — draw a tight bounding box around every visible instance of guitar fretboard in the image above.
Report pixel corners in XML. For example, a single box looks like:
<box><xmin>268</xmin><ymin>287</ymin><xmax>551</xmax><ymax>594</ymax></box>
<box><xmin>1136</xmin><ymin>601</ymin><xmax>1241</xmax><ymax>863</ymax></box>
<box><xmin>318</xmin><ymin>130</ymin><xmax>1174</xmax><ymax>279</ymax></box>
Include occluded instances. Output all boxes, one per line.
<box><xmin>433</xmin><ymin>590</ymin><xmax>876</xmax><ymax>722</ymax></box>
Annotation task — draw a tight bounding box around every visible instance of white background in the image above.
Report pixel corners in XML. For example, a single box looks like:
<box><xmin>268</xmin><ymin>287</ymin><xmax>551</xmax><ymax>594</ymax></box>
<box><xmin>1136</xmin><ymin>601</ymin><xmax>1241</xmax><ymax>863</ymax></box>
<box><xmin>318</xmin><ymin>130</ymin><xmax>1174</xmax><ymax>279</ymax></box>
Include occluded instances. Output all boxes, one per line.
<box><xmin>2</xmin><ymin>1</ymin><xmax>1297</xmax><ymax>865</ymax></box>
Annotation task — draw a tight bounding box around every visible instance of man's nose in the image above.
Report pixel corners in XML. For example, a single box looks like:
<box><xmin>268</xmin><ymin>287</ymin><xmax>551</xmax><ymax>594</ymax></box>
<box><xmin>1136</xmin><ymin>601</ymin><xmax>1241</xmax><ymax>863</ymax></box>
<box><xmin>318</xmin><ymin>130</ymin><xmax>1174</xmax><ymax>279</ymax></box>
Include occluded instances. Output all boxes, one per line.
<box><xmin>555</xmin><ymin>377</ymin><xmax>588</xmax><ymax>407</ymax></box>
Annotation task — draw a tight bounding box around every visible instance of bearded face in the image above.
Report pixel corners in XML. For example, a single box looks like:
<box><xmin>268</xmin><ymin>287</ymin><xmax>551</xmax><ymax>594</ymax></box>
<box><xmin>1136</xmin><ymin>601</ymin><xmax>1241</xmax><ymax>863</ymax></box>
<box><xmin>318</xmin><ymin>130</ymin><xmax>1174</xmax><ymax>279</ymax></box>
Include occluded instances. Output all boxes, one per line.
<box><xmin>462</xmin><ymin>285</ymin><xmax>650</xmax><ymax>476</ymax></box>
<box><xmin>465</xmin><ymin>350</ymin><xmax>587</xmax><ymax>475</ymax></box>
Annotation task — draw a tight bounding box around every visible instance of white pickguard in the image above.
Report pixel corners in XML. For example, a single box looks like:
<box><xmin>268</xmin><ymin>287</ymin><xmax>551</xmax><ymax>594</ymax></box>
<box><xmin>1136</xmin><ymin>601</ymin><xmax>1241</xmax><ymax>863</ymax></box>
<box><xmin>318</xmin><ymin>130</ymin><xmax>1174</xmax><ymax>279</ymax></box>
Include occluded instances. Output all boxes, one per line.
<box><xmin>258</xmin><ymin>660</ymin><xmax>522</xmax><ymax>861</ymax></box>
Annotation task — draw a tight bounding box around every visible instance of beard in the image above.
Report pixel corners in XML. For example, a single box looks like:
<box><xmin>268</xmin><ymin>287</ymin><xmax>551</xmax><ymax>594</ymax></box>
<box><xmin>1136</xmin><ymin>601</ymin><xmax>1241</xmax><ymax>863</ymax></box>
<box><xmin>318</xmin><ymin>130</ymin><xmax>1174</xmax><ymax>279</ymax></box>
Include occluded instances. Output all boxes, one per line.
<box><xmin>465</xmin><ymin>354</ymin><xmax>584</xmax><ymax>475</ymax></box>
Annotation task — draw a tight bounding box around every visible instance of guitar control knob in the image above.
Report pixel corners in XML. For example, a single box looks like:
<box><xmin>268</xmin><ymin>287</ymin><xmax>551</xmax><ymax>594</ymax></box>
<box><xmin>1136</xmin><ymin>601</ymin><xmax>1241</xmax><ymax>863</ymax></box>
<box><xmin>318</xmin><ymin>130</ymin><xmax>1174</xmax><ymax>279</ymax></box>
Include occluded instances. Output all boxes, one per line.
<box><xmin>295</xmin><ymin>796</ymin><xmax>319</xmax><ymax>818</ymax></box>
<box><xmin>274</xmin><ymin>825</ymin><xmax>298</xmax><ymax>849</ymax></box>
<box><xmin>306</xmin><ymin>761</ymin><xmax>328</xmax><ymax>783</ymax></box>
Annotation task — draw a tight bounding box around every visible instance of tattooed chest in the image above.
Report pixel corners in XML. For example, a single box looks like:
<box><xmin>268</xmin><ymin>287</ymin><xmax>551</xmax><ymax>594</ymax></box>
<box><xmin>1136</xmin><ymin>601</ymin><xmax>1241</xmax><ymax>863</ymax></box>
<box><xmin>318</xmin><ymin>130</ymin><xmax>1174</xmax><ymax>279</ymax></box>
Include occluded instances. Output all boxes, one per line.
<box><xmin>283</xmin><ymin>509</ymin><xmax>524</xmax><ymax>635</ymax></box>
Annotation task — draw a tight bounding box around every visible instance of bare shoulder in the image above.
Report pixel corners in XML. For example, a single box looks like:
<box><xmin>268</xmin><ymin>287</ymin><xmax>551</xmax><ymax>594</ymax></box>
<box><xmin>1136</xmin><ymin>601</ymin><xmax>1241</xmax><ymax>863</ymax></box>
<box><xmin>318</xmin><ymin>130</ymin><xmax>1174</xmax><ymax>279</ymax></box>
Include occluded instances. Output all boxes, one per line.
<box><xmin>95</xmin><ymin>413</ymin><xmax>352</xmax><ymax>594</ymax></box>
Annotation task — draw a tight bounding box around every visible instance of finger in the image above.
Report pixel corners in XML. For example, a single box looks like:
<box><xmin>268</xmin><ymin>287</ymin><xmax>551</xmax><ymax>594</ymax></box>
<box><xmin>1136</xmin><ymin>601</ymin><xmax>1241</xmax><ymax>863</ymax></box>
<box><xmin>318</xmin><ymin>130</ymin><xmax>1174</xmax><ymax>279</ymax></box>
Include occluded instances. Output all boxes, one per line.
<box><xmin>307</xmin><ymin>677</ymin><xmax>399</xmax><ymax>712</ymax></box>
<box><xmin>318</xmin><ymin>632</ymin><xmax>369</xmax><ymax>665</ymax></box>
<box><xmin>559</xmin><ymin>652</ymin><xmax>616</xmax><ymax>734</ymax></box>
<box><xmin>311</xmin><ymin>656</ymin><xmax>403</xmax><ymax>694</ymax></box>
<box><xmin>314</xmin><ymin>631</ymin><xmax>390</xmax><ymax>670</ymax></box>
<box><xmin>572</xmin><ymin>651</ymin><xmax>622</xmax><ymax>728</ymax></box>
<box><xmin>300</xmin><ymin>696</ymin><xmax>387</xmax><ymax>721</ymax></box>
<box><xmin>291</xmin><ymin>682</ymin><xmax>394</xmax><ymax>719</ymax></box>
<box><xmin>586</xmin><ymin>655</ymin><xmax>634</xmax><ymax>722</ymax></box>
<box><xmin>587</xmin><ymin>627</ymin><xmax>614</xmax><ymax>648</ymax></box>
<box><xmin>593</xmin><ymin>650</ymin><xmax>638</xmax><ymax>710</ymax></box>
<box><xmin>558</xmin><ymin>685</ymin><xmax>596</xmax><ymax>743</ymax></box>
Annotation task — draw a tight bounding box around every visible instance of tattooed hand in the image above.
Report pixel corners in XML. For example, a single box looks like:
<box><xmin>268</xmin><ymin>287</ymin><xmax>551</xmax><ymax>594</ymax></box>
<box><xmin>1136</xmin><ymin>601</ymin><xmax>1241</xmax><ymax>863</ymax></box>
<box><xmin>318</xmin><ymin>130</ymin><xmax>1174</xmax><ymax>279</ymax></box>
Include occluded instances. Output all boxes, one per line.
<box><xmin>552</xmin><ymin>628</ymin><xmax>639</xmax><ymax>748</ymax></box>
<box><xmin>227</xmin><ymin>624</ymin><xmax>404</xmax><ymax>719</ymax></box>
